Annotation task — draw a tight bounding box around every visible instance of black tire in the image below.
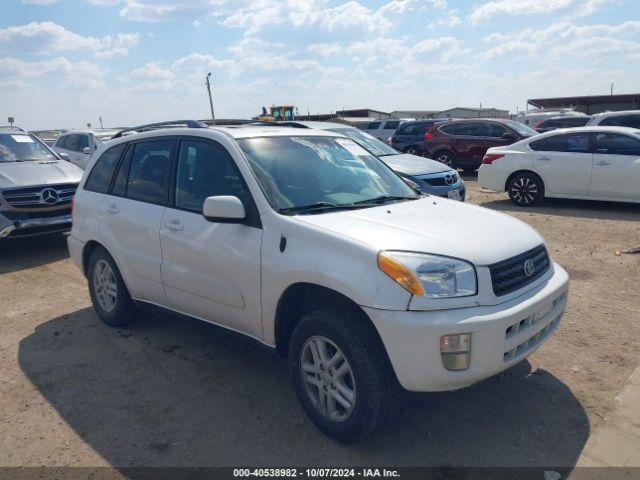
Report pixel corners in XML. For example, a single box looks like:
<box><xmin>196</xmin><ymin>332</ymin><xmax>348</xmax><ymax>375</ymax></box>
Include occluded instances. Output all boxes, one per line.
<box><xmin>289</xmin><ymin>308</ymin><xmax>399</xmax><ymax>442</ymax></box>
<box><xmin>403</xmin><ymin>146</ymin><xmax>422</xmax><ymax>156</ymax></box>
<box><xmin>433</xmin><ymin>150</ymin><xmax>456</xmax><ymax>168</ymax></box>
<box><xmin>87</xmin><ymin>246</ymin><xmax>139</xmax><ymax>327</ymax></box>
<box><xmin>507</xmin><ymin>172</ymin><xmax>545</xmax><ymax>207</ymax></box>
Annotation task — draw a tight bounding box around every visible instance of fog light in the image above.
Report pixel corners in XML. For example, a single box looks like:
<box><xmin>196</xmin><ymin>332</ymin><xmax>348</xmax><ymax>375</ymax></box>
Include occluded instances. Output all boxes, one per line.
<box><xmin>440</xmin><ymin>334</ymin><xmax>471</xmax><ymax>371</ymax></box>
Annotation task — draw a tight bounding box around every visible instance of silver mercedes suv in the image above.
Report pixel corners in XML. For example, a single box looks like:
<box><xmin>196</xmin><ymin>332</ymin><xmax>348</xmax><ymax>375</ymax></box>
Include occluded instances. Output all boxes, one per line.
<box><xmin>0</xmin><ymin>126</ymin><xmax>83</xmax><ymax>238</ymax></box>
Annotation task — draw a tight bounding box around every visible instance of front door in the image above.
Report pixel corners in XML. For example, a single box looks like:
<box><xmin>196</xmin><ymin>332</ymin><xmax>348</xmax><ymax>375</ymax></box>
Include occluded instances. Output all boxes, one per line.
<box><xmin>159</xmin><ymin>137</ymin><xmax>263</xmax><ymax>339</ymax></box>
<box><xmin>530</xmin><ymin>132</ymin><xmax>592</xmax><ymax>196</ymax></box>
<box><xmin>589</xmin><ymin>132</ymin><xmax>640</xmax><ymax>200</ymax></box>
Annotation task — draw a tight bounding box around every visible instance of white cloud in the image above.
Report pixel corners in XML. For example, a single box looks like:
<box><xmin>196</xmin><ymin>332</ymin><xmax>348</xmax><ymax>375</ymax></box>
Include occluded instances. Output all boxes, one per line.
<box><xmin>479</xmin><ymin>20</ymin><xmax>640</xmax><ymax>60</ymax></box>
<box><xmin>469</xmin><ymin>0</ymin><xmax>615</xmax><ymax>24</ymax></box>
<box><xmin>0</xmin><ymin>22</ymin><xmax>139</xmax><ymax>58</ymax></box>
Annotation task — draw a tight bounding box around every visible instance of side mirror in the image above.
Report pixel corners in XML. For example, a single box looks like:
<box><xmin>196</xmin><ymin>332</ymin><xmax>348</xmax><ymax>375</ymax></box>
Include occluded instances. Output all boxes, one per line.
<box><xmin>402</xmin><ymin>176</ymin><xmax>424</xmax><ymax>194</ymax></box>
<box><xmin>502</xmin><ymin>132</ymin><xmax>516</xmax><ymax>140</ymax></box>
<box><xmin>203</xmin><ymin>196</ymin><xmax>246</xmax><ymax>223</ymax></box>
<box><xmin>82</xmin><ymin>147</ymin><xmax>92</xmax><ymax>154</ymax></box>
<box><xmin>59</xmin><ymin>153</ymin><xmax>71</xmax><ymax>161</ymax></box>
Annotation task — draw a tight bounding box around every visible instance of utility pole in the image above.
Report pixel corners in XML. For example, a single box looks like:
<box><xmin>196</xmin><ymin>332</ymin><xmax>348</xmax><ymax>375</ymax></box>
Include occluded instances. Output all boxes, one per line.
<box><xmin>610</xmin><ymin>82</ymin><xmax>614</xmax><ymax>95</ymax></box>
<box><xmin>99</xmin><ymin>116</ymin><xmax>104</xmax><ymax>129</ymax></box>
<box><xmin>206</xmin><ymin>72</ymin><xmax>215</xmax><ymax>124</ymax></box>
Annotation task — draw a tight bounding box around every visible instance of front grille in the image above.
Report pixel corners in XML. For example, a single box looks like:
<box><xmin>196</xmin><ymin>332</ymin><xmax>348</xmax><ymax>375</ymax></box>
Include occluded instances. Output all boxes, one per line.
<box><xmin>421</xmin><ymin>172</ymin><xmax>459</xmax><ymax>186</ymax></box>
<box><xmin>1</xmin><ymin>207</ymin><xmax>71</xmax><ymax>220</ymax></box>
<box><xmin>489</xmin><ymin>245</ymin><xmax>550</xmax><ymax>296</ymax></box>
<box><xmin>1</xmin><ymin>183</ymin><xmax>77</xmax><ymax>210</ymax></box>
<box><xmin>503</xmin><ymin>293</ymin><xmax>566</xmax><ymax>362</ymax></box>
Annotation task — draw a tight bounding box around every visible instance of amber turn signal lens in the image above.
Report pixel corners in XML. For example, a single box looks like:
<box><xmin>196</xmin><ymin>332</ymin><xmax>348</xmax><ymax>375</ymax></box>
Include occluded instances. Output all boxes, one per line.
<box><xmin>378</xmin><ymin>253</ymin><xmax>425</xmax><ymax>297</ymax></box>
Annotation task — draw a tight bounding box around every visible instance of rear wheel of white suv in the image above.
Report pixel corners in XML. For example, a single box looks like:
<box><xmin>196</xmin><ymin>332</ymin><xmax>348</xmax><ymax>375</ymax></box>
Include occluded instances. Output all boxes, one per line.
<box><xmin>288</xmin><ymin>308</ymin><xmax>398</xmax><ymax>442</ymax></box>
<box><xmin>87</xmin><ymin>246</ymin><xmax>139</xmax><ymax>327</ymax></box>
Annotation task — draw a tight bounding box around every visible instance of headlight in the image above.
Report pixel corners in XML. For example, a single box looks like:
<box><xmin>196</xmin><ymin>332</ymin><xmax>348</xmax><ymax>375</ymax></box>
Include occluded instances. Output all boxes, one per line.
<box><xmin>378</xmin><ymin>251</ymin><xmax>477</xmax><ymax>298</ymax></box>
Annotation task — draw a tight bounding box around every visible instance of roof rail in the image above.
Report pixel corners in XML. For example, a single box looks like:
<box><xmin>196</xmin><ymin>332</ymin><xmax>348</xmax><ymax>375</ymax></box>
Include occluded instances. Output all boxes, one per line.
<box><xmin>111</xmin><ymin>119</ymin><xmax>208</xmax><ymax>139</ymax></box>
<box><xmin>0</xmin><ymin>125</ymin><xmax>26</xmax><ymax>132</ymax></box>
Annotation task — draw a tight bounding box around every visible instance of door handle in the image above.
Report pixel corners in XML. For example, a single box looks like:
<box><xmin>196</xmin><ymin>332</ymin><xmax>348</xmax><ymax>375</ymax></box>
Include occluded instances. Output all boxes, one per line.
<box><xmin>596</xmin><ymin>161</ymin><xmax>611</xmax><ymax>166</ymax></box>
<box><xmin>164</xmin><ymin>219</ymin><xmax>184</xmax><ymax>232</ymax></box>
<box><xmin>106</xmin><ymin>204</ymin><xmax>119</xmax><ymax>214</ymax></box>
<box><xmin>537</xmin><ymin>156</ymin><xmax>551</xmax><ymax>161</ymax></box>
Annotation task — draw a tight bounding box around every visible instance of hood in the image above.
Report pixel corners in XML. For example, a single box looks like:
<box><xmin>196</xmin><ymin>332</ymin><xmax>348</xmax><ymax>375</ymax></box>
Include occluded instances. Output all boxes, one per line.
<box><xmin>382</xmin><ymin>153</ymin><xmax>450</xmax><ymax>176</ymax></box>
<box><xmin>0</xmin><ymin>160</ymin><xmax>83</xmax><ymax>189</ymax></box>
<box><xmin>294</xmin><ymin>197</ymin><xmax>544</xmax><ymax>266</ymax></box>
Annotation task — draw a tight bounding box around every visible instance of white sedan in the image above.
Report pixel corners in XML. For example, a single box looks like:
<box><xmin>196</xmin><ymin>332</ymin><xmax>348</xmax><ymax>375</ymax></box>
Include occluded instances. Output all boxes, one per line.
<box><xmin>478</xmin><ymin>126</ymin><xmax>640</xmax><ymax>206</ymax></box>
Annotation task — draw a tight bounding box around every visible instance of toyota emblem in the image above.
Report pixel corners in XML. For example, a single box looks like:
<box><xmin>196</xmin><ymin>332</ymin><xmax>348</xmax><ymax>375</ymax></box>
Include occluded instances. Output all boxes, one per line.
<box><xmin>523</xmin><ymin>259</ymin><xmax>535</xmax><ymax>277</ymax></box>
<box><xmin>41</xmin><ymin>188</ymin><xmax>59</xmax><ymax>205</ymax></box>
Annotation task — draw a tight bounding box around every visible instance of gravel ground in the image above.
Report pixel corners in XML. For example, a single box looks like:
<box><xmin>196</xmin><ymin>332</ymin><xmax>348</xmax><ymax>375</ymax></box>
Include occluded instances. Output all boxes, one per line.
<box><xmin>0</xmin><ymin>175</ymin><xmax>638</xmax><ymax>469</ymax></box>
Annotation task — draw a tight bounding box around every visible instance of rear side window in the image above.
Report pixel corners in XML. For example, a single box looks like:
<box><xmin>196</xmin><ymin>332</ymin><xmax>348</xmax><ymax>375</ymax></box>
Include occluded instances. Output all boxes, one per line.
<box><xmin>384</xmin><ymin>120</ymin><xmax>400</xmax><ymax>129</ymax></box>
<box><xmin>125</xmin><ymin>139</ymin><xmax>173</xmax><ymax>204</ymax></box>
<box><xmin>594</xmin><ymin>133</ymin><xmax>640</xmax><ymax>155</ymax></box>
<box><xmin>530</xmin><ymin>133</ymin><xmax>590</xmax><ymax>153</ymax></box>
<box><xmin>617</xmin><ymin>115</ymin><xmax>640</xmax><ymax>129</ymax></box>
<box><xmin>56</xmin><ymin>136</ymin><xmax>67</xmax><ymax>148</ymax></box>
<box><xmin>367</xmin><ymin>122</ymin><xmax>381</xmax><ymax>130</ymax></box>
<box><xmin>441</xmin><ymin>122</ymin><xmax>482</xmax><ymax>136</ymax></box>
<box><xmin>84</xmin><ymin>143</ymin><xmax>126</xmax><ymax>193</ymax></box>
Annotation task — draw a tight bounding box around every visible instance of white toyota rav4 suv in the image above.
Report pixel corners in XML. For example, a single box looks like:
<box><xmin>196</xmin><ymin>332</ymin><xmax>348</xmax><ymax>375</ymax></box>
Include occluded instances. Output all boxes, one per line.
<box><xmin>68</xmin><ymin>121</ymin><xmax>569</xmax><ymax>440</ymax></box>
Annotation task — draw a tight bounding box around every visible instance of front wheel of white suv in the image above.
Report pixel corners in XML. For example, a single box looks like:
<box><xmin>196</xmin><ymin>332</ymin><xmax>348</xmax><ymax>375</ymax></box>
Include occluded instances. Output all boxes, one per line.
<box><xmin>288</xmin><ymin>308</ymin><xmax>398</xmax><ymax>442</ymax></box>
<box><xmin>87</xmin><ymin>246</ymin><xmax>139</xmax><ymax>327</ymax></box>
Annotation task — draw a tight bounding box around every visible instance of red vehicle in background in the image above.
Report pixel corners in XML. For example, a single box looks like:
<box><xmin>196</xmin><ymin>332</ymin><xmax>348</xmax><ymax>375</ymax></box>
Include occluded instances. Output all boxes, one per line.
<box><xmin>422</xmin><ymin>119</ymin><xmax>538</xmax><ymax>172</ymax></box>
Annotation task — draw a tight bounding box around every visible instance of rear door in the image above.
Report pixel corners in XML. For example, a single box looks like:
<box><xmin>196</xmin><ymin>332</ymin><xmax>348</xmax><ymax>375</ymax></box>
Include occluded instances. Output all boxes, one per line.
<box><xmin>159</xmin><ymin>136</ymin><xmax>263</xmax><ymax>338</ymax></box>
<box><xmin>529</xmin><ymin>132</ymin><xmax>592</xmax><ymax>195</ymax></box>
<box><xmin>589</xmin><ymin>132</ymin><xmax>640</xmax><ymax>200</ymax></box>
<box><xmin>448</xmin><ymin>122</ymin><xmax>484</xmax><ymax>161</ymax></box>
<box><xmin>99</xmin><ymin>136</ymin><xmax>175</xmax><ymax>306</ymax></box>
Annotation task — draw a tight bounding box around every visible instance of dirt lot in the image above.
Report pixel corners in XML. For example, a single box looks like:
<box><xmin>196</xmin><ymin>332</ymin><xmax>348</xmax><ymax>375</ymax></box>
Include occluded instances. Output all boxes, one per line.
<box><xmin>0</xmin><ymin>176</ymin><xmax>639</xmax><ymax>469</ymax></box>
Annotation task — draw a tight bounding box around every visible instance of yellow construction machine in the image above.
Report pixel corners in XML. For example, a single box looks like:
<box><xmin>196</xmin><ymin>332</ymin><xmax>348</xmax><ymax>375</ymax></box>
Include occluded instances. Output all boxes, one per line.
<box><xmin>256</xmin><ymin>105</ymin><xmax>297</xmax><ymax>122</ymax></box>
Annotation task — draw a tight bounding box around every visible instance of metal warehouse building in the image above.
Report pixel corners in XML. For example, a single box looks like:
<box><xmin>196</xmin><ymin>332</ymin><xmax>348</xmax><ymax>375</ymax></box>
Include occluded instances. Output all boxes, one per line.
<box><xmin>528</xmin><ymin>93</ymin><xmax>640</xmax><ymax>114</ymax></box>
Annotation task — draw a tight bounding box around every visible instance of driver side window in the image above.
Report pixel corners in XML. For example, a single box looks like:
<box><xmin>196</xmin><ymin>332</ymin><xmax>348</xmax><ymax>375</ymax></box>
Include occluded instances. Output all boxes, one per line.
<box><xmin>175</xmin><ymin>139</ymin><xmax>249</xmax><ymax>213</ymax></box>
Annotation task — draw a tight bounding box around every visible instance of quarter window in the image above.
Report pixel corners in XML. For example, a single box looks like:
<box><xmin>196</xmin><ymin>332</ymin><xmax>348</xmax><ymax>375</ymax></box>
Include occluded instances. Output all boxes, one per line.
<box><xmin>175</xmin><ymin>140</ymin><xmax>248</xmax><ymax>213</ymax></box>
<box><xmin>530</xmin><ymin>133</ymin><xmax>590</xmax><ymax>153</ymax></box>
<box><xmin>594</xmin><ymin>133</ymin><xmax>640</xmax><ymax>156</ymax></box>
<box><xmin>125</xmin><ymin>139</ymin><xmax>173</xmax><ymax>204</ymax></box>
<box><xmin>84</xmin><ymin>143</ymin><xmax>126</xmax><ymax>193</ymax></box>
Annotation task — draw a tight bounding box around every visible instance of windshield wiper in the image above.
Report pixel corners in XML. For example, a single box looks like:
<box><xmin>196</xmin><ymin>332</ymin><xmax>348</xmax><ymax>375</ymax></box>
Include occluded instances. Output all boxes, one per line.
<box><xmin>353</xmin><ymin>195</ymin><xmax>417</xmax><ymax>205</ymax></box>
<box><xmin>279</xmin><ymin>202</ymin><xmax>373</xmax><ymax>215</ymax></box>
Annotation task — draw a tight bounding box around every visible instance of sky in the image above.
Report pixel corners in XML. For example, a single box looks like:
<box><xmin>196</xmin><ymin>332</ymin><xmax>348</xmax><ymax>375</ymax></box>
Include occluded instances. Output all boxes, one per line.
<box><xmin>1</xmin><ymin>0</ymin><xmax>639</xmax><ymax>130</ymax></box>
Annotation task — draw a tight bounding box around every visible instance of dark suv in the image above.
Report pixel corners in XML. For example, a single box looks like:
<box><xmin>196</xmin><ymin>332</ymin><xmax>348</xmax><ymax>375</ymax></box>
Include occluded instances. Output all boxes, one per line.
<box><xmin>390</xmin><ymin>119</ymin><xmax>447</xmax><ymax>155</ymax></box>
<box><xmin>422</xmin><ymin>119</ymin><xmax>537</xmax><ymax>172</ymax></box>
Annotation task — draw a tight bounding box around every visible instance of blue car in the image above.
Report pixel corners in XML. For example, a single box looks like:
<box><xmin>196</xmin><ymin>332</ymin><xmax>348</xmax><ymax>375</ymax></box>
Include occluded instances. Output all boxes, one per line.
<box><xmin>268</xmin><ymin>121</ymin><xmax>465</xmax><ymax>201</ymax></box>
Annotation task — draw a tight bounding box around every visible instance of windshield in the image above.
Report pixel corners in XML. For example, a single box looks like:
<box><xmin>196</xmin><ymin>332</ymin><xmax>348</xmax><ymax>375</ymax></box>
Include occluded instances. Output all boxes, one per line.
<box><xmin>504</xmin><ymin>120</ymin><xmax>538</xmax><ymax>137</ymax></box>
<box><xmin>237</xmin><ymin>136</ymin><xmax>418</xmax><ymax>212</ymax></box>
<box><xmin>0</xmin><ymin>133</ymin><xmax>57</xmax><ymax>162</ymax></box>
<box><xmin>328</xmin><ymin>127</ymin><xmax>398</xmax><ymax>156</ymax></box>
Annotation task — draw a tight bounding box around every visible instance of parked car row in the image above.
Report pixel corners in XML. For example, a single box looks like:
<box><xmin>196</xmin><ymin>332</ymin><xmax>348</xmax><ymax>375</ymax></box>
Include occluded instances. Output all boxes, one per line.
<box><xmin>67</xmin><ymin>120</ymin><xmax>570</xmax><ymax>441</ymax></box>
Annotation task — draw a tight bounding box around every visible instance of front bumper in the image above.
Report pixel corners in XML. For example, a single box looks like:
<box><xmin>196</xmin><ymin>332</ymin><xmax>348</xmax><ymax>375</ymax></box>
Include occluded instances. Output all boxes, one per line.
<box><xmin>0</xmin><ymin>210</ymin><xmax>72</xmax><ymax>238</ymax></box>
<box><xmin>364</xmin><ymin>263</ymin><xmax>569</xmax><ymax>392</ymax></box>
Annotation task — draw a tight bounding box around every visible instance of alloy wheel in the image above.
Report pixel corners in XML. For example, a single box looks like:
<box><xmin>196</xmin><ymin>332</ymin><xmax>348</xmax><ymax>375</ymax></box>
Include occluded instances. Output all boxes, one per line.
<box><xmin>300</xmin><ymin>336</ymin><xmax>356</xmax><ymax>422</ymax></box>
<box><xmin>510</xmin><ymin>177</ymin><xmax>539</xmax><ymax>205</ymax></box>
<box><xmin>93</xmin><ymin>259</ymin><xmax>118</xmax><ymax>312</ymax></box>
<box><xmin>436</xmin><ymin>153</ymin><xmax>453</xmax><ymax>166</ymax></box>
